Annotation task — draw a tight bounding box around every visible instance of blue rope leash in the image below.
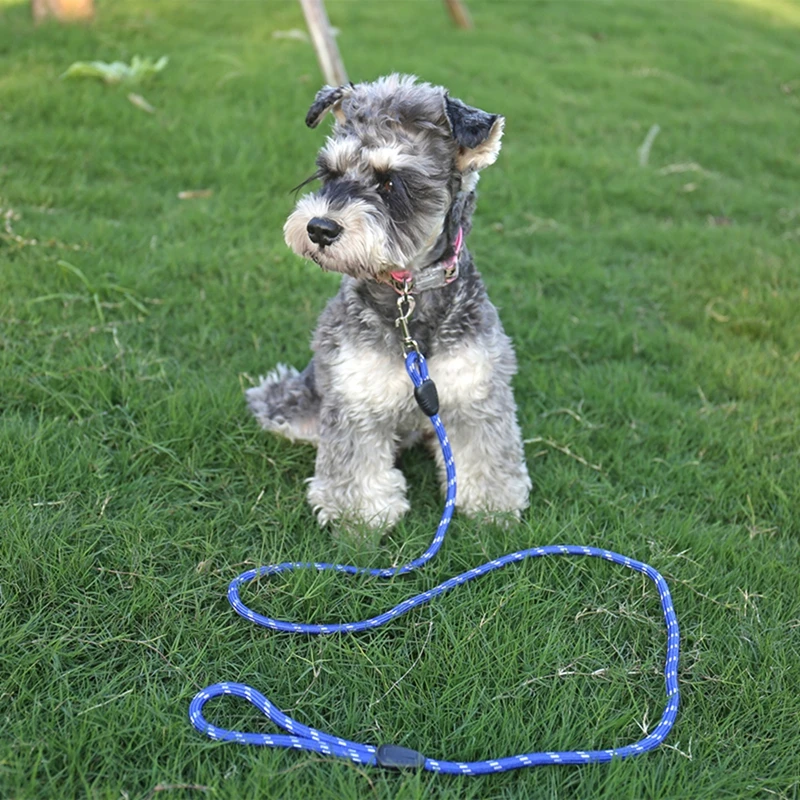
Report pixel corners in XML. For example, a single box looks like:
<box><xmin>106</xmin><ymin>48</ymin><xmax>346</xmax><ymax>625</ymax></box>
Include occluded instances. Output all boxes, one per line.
<box><xmin>190</xmin><ymin>351</ymin><xmax>680</xmax><ymax>774</ymax></box>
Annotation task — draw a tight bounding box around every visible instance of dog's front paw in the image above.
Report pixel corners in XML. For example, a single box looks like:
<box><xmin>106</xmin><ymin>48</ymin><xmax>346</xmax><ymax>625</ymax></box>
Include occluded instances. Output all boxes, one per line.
<box><xmin>307</xmin><ymin>469</ymin><xmax>410</xmax><ymax>535</ymax></box>
<box><xmin>456</xmin><ymin>469</ymin><xmax>532</xmax><ymax>525</ymax></box>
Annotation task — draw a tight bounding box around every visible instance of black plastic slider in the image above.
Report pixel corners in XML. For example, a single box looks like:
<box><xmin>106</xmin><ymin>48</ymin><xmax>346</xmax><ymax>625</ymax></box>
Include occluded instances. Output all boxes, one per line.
<box><xmin>375</xmin><ymin>743</ymin><xmax>426</xmax><ymax>770</ymax></box>
<box><xmin>414</xmin><ymin>378</ymin><xmax>439</xmax><ymax>417</ymax></box>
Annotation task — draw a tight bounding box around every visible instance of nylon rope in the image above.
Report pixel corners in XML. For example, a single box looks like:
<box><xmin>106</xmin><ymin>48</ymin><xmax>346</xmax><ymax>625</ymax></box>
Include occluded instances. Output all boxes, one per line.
<box><xmin>189</xmin><ymin>351</ymin><xmax>680</xmax><ymax>774</ymax></box>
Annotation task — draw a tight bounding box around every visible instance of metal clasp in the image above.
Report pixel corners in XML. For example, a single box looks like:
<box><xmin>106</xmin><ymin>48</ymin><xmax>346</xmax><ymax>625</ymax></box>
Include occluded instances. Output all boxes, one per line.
<box><xmin>395</xmin><ymin>280</ymin><xmax>420</xmax><ymax>355</ymax></box>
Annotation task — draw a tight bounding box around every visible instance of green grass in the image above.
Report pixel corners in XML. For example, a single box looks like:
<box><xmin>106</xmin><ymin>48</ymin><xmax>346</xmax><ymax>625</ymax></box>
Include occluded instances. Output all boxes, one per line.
<box><xmin>1</xmin><ymin>0</ymin><xmax>799</xmax><ymax>797</ymax></box>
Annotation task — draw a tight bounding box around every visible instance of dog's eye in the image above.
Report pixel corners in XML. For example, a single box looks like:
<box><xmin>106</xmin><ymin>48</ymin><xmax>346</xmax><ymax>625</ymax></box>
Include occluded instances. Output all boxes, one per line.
<box><xmin>376</xmin><ymin>175</ymin><xmax>394</xmax><ymax>194</ymax></box>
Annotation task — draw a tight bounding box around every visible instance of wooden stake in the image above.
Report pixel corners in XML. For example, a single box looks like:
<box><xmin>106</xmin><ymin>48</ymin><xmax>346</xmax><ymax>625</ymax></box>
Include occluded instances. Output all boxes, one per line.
<box><xmin>298</xmin><ymin>0</ymin><xmax>348</xmax><ymax>86</ymax></box>
<box><xmin>443</xmin><ymin>0</ymin><xmax>472</xmax><ymax>29</ymax></box>
<box><xmin>32</xmin><ymin>0</ymin><xmax>95</xmax><ymax>23</ymax></box>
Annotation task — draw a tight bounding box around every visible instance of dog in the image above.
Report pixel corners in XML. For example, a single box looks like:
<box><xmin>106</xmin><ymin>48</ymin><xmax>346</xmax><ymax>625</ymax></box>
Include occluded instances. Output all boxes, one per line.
<box><xmin>247</xmin><ymin>74</ymin><xmax>531</xmax><ymax>532</ymax></box>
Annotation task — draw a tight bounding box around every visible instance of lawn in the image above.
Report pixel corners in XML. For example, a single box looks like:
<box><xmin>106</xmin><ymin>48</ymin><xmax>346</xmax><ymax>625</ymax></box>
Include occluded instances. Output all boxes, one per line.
<box><xmin>1</xmin><ymin>0</ymin><xmax>799</xmax><ymax>798</ymax></box>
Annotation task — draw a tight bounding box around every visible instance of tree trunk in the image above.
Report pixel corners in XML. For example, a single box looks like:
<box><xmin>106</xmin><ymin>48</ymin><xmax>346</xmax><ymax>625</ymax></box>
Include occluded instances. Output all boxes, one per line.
<box><xmin>443</xmin><ymin>0</ymin><xmax>472</xmax><ymax>29</ymax></box>
<box><xmin>32</xmin><ymin>0</ymin><xmax>95</xmax><ymax>23</ymax></box>
<box><xmin>298</xmin><ymin>0</ymin><xmax>348</xmax><ymax>87</ymax></box>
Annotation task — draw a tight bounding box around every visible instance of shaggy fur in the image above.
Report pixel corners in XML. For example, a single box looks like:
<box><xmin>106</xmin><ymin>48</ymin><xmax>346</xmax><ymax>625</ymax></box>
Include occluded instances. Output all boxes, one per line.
<box><xmin>248</xmin><ymin>74</ymin><xmax>531</xmax><ymax>531</ymax></box>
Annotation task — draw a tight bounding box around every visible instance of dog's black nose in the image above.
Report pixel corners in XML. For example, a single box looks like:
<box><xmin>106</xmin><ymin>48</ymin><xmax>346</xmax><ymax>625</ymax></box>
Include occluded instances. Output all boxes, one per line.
<box><xmin>307</xmin><ymin>217</ymin><xmax>343</xmax><ymax>247</ymax></box>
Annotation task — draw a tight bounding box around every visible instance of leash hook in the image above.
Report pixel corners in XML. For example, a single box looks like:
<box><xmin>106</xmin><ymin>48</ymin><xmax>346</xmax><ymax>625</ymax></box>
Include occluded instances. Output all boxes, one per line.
<box><xmin>395</xmin><ymin>280</ymin><xmax>420</xmax><ymax>355</ymax></box>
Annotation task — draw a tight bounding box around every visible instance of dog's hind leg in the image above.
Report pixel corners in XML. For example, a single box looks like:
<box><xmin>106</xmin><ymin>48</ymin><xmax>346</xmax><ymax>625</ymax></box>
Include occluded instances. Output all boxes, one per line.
<box><xmin>246</xmin><ymin>360</ymin><xmax>321</xmax><ymax>444</ymax></box>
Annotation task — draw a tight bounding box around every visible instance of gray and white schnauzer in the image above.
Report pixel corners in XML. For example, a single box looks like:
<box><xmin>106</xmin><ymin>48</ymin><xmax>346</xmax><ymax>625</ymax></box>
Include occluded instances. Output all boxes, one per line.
<box><xmin>247</xmin><ymin>74</ymin><xmax>531</xmax><ymax>532</ymax></box>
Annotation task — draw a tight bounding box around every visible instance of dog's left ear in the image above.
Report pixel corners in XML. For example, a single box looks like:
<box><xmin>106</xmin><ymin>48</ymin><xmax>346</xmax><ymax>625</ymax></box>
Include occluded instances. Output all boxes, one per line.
<box><xmin>444</xmin><ymin>94</ymin><xmax>505</xmax><ymax>173</ymax></box>
<box><xmin>305</xmin><ymin>84</ymin><xmax>349</xmax><ymax>128</ymax></box>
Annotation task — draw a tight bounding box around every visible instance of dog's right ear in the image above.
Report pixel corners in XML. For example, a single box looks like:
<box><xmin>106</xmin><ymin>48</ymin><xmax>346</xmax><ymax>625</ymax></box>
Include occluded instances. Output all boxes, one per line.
<box><xmin>305</xmin><ymin>85</ymin><xmax>349</xmax><ymax>128</ymax></box>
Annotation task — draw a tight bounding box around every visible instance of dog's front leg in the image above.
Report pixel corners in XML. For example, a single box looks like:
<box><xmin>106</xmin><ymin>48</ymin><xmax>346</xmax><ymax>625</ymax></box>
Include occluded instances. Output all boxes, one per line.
<box><xmin>433</xmin><ymin>384</ymin><xmax>532</xmax><ymax>523</ymax></box>
<box><xmin>307</xmin><ymin>402</ymin><xmax>410</xmax><ymax>531</ymax></box>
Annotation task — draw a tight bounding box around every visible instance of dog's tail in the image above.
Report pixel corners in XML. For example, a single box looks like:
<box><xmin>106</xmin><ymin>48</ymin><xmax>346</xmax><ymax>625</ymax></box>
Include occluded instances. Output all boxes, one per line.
<box><xmin>246</xmin><ymin>360</ymin><xmax>320</xmax><ymax>444</ymax></box>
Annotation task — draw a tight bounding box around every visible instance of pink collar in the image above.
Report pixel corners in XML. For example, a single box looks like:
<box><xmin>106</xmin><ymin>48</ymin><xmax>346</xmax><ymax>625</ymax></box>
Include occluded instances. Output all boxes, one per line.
<box><xmin>387</xmin><ymin>226</ymin><xmax>463</xmax><ymax>294</ymax></box>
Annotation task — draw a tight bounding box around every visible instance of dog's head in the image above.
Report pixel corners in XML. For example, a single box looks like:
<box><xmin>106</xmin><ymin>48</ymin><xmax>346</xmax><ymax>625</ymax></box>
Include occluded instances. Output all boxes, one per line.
<box><xmin>283</xmin><ymin>74</ymin><xmax>504</xmax><ymax>281</ymax></box>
